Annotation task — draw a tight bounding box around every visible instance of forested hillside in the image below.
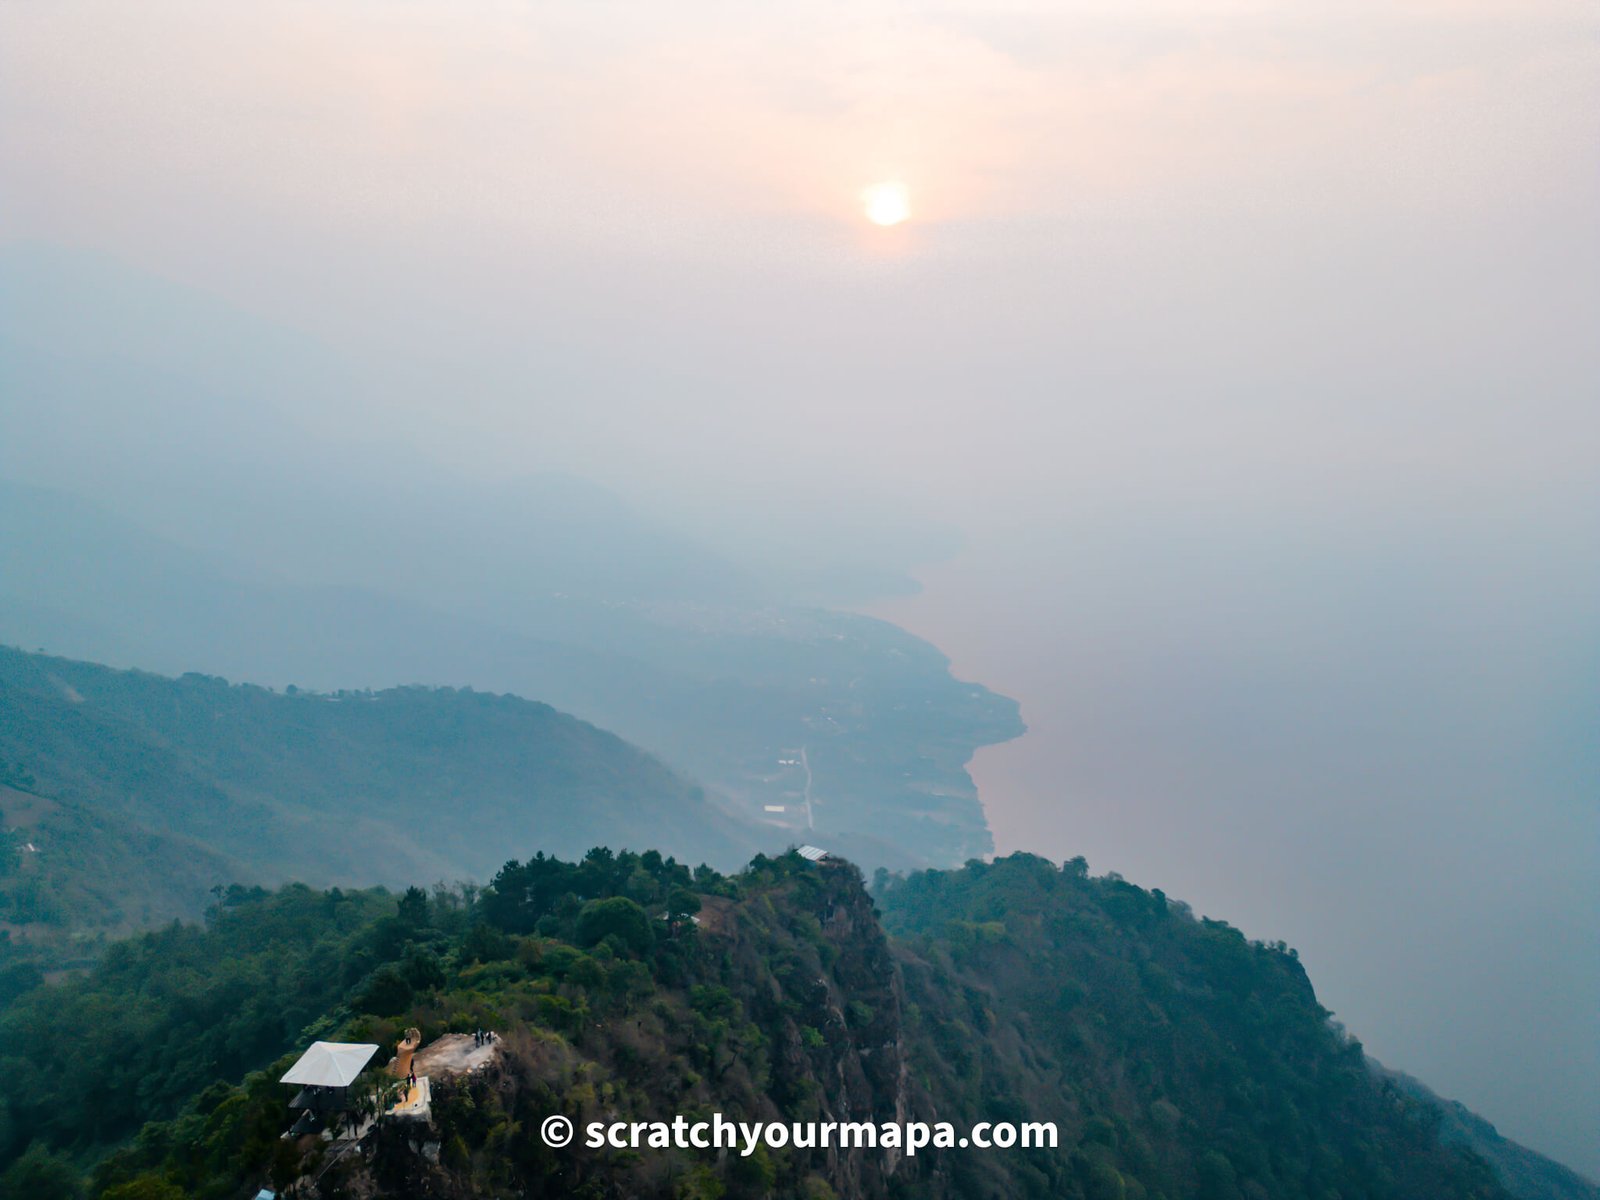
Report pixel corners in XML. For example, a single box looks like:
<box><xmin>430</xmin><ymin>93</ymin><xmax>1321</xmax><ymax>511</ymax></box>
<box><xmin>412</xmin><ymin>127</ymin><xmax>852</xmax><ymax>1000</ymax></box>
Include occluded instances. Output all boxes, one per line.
<box><xmin>1</xmin><ymin>850</ymin><xmax>1545</xmax><ymax>1200</ymax></box>
<box><xmin>1</xmin><ymin>478</ymin><xmax>1023</xmax><ymax>871</ymax></box>
<box><xmin>0</xmin><ymin>645</ymin><xmax>761</xmax><ymax>941</ymax></box>
<box><xmin>878</xmin><ymin>857</ymin><xmax>1521</xmax><ymax>1200</ymax></box>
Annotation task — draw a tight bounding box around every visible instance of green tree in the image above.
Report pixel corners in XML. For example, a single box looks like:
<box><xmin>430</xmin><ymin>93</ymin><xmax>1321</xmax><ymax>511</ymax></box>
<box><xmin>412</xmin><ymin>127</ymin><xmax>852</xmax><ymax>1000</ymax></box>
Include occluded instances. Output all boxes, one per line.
<box><xmin>1196</xmin><ymin>1150</ymin><xmax>1242</xmax><ymax>1200</ymax></box>
<box><xmin>675</xmin><ymin>1164</ymin><xmax>726</xmax><ymax>1200</ymax></box>
<box><xmin>666</xmin><ymin>888</ymin><xmax>702</xmax><ymax>924</ymax></box>
<box><xmin>396</xmin><ymin>885</ymin><xmax>431</xmax><ymax>930</ymax></box>
<box><xmin>576</xmin><ymin>896</ymin><xmax>652</xmax><ymax>955</ymax></box>
<box><xmin>357</xmin><ymin>963</ymin><xmax>414</xmax><ymax>1015</ymax></box>
<box><xmin>402</xmin><ymin>944</ymin><xmax>446</xmax><ymax>993</ymax></box>
<box><xmin>100</xmin><ymin>1176</ymin><xmax>185</xmax><ymax>1200</ymax></box>
<box><xmin>1</xmin><ymin>1144</ymin><xmax>83</xmax><ymax>1200</ymax></box>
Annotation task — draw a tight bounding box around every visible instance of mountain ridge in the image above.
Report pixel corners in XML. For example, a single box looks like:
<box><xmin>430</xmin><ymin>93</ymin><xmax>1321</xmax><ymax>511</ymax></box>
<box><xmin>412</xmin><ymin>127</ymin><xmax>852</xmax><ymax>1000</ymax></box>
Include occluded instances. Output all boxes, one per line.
<box><xmin>2</xmin><ymin>849</ymin><xmax>1573</xmax><ymax>1200</ymax></box>
<box><xmin>0</xmin><ymin>644</ymin><xmax>765</xmax><ymax>941</ymax></box>
<box><xmin>0</xmin><ymin>479</ymin><xmax>1023</xmax><ymax>871</ymax></box>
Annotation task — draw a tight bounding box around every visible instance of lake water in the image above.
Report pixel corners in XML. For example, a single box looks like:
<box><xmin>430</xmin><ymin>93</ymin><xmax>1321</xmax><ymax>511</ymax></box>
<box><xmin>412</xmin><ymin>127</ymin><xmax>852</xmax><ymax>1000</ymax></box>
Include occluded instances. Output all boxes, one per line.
<box><xmin>874</xmin><ymin>525</ymin><xmax>1599</xmax><ymax>1178</ymax></box>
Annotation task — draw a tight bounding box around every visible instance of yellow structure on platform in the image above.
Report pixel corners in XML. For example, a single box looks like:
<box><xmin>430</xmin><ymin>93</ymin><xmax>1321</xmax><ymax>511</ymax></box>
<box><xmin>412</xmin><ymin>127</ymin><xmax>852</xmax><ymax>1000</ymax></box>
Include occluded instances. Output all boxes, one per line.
<box><xmin>392</xmin><ymin>1028</ymin><xmax>421</xmax><ymax>1079</ymax></box>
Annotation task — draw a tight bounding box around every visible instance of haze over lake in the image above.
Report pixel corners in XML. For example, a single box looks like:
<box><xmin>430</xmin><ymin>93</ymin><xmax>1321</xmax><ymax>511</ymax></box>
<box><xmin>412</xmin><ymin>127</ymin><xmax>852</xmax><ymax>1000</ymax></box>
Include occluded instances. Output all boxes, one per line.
<box><xmin>4</xmin><ymin>0</ymin><xmax>1596</xmax><ymax>1179</ymax></box>
<box><xmin>878</xmin><ymin>509</ymin><xmax>1597</xmax><ymax>1177</ymax></box>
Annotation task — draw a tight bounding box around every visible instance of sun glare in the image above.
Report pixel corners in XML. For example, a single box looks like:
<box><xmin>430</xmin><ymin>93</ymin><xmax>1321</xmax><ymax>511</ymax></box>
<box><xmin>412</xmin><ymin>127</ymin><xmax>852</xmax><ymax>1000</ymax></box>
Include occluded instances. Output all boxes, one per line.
<box><xmin>862</xmin><ymin>181</ymin><xmax>910</xmax><ymax>227</ymax></box>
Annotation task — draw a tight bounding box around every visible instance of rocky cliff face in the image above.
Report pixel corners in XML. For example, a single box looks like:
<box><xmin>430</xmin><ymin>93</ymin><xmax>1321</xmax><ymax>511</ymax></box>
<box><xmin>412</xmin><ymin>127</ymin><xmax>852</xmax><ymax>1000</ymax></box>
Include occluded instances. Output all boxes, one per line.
<box><xmin>755</xmin><ymin>860</ymin><xmax>916</xmax><ymax>1195</ymax></box>
<box><xmin>349</xmin><ymin>857</ymin><xmax>929</xmax><ymax>1200</ymax></box>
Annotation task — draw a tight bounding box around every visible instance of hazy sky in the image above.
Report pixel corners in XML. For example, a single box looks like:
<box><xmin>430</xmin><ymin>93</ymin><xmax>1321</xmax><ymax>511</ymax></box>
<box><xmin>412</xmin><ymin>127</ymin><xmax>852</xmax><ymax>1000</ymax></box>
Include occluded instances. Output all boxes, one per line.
<box><xmin>4</xmin><ymin>0</ymin><xmax>1597</xmax><ymax>1175</ymax></box>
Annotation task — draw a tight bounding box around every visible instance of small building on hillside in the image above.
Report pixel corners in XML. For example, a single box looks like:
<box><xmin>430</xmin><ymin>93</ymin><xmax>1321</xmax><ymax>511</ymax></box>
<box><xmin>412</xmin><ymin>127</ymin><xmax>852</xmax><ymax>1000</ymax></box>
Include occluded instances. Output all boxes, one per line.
<box><xmin>280</xmin><ymin>1041</ymin><xmax>379</xmax><ymax>1136</ymax></box>
<box><xmin>796</xmin><ymin>844</ymin><xmax>830</xmax><ymax>863</ymax></box>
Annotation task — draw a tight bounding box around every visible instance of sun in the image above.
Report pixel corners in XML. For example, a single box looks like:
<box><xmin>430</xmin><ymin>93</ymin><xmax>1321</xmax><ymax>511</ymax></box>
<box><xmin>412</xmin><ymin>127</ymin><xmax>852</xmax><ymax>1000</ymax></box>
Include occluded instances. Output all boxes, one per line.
<box><xmin>862</xmin><ymin>181</ymin><xmax>910</xmax><ymax>227</ymax></box>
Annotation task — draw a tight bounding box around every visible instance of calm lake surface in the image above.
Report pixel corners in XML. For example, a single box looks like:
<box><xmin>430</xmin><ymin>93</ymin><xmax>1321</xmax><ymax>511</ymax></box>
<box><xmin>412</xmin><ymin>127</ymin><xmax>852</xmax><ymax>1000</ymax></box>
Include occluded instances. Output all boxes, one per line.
<box><xmin>873</xmin><ymin>525</ymin><xmax>1598</xmax><ymax>1178</ymax></box>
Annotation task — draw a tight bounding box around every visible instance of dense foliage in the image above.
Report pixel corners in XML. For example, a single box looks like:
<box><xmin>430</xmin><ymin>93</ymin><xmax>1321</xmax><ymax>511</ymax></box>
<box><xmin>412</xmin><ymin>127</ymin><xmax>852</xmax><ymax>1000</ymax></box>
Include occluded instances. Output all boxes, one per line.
<box><xmin>0</xmin><ymin>644</ymin><xmax>757</xmax><ymax>943</ymax></box>
<box><xmin>0</xmin><ymin>850</ymin><xmax>1533</xmax><ymax>1200</ymax></box>
<box><xmin>0</xmin><ymin>884</ymin><xmax>397</xmax><ymax>1165</ymax></box>
<box><xmin>879</xmin><ymin>855</ymin><xmax>1512</xmax><ymax>1200</ymax></box>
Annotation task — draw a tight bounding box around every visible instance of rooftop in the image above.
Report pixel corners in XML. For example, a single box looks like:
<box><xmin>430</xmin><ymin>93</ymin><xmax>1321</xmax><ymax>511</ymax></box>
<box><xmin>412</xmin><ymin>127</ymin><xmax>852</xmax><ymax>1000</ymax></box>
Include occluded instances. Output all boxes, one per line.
<box><xmin>280</xmin><ymin>1041</ymin><xmax>379</xmax><ymax>1088</ymax></box>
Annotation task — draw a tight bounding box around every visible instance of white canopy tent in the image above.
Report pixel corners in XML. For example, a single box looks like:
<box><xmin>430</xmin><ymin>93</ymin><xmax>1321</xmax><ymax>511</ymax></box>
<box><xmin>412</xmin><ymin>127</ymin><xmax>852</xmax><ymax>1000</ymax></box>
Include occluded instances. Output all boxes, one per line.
<box><xmin>280</xmin><ymin>1041</ymin><xmax>379</xmax><ymax>1088</ymax></box>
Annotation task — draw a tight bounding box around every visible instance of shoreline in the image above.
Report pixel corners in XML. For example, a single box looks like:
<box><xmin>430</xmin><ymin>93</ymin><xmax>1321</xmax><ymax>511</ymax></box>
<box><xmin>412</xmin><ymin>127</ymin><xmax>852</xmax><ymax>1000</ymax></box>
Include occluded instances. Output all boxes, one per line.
<box><xmin>863</xmin><ymin>571</ymin><xmax>1036</xmax><ymax>864</ymax></box>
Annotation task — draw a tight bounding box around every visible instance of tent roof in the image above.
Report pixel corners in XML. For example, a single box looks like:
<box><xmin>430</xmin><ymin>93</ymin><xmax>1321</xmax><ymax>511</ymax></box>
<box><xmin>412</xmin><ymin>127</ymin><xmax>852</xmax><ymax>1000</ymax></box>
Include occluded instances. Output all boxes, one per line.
<box><xmin>280</xmin><ymin>1041</ymin><xmax>379</xmax><ymax>1088</ymax></box>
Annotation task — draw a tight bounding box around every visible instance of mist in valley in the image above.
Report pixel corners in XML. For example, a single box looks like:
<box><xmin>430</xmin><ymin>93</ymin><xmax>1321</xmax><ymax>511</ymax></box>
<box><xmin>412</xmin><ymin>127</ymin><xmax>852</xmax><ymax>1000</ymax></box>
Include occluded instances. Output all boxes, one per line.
<box><xmin>3</xmin><ymin>0</ymin><xmax>1597</xmax><ymax>1177</ymax></box>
